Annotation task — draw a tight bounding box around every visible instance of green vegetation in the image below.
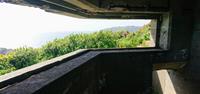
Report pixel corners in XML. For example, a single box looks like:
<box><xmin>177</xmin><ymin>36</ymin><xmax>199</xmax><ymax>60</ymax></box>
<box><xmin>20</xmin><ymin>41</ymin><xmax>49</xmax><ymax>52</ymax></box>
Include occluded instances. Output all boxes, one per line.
<box><xmin>0</xmin><ymin>25</ymin><xmax>151</xmax><ymax>75</ymax></box>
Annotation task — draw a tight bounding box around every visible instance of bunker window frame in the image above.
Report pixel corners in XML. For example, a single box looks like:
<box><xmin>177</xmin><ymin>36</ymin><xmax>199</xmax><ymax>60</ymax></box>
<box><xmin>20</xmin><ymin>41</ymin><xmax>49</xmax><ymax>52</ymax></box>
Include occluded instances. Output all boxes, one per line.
<box><xmin>126</xmin><ymin>13</ymin><xmax>170</xmax><ymax>50</ymax></box>
<box><xmin>114</xmin><ymin>14</ymin><xmax>162</xmax><ymax>49</ymax></box>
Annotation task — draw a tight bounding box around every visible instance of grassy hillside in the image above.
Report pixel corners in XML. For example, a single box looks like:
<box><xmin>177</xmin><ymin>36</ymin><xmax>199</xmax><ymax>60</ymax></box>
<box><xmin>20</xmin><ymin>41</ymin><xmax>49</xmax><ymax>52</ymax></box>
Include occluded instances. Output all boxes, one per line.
<box><xmin>0</xmin><ymin>24</ymin><xmax>151</xmax><ymax>75</ymax></box>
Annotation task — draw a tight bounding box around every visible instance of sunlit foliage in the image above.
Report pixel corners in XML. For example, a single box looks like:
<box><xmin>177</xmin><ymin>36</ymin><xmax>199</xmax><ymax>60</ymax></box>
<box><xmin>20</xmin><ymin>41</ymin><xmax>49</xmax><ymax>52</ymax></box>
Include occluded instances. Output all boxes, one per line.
<box><xmin>0</xmin><ymin>24</ymin><xmax>151</xmax><ymax>75</ymax></box>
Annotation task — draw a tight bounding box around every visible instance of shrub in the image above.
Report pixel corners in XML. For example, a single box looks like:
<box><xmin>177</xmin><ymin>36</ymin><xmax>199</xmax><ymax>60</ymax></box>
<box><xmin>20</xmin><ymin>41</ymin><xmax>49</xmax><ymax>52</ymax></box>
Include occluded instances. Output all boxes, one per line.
<box><xmin>8</xmin><ymin>47</ymin><xmax>39</xmax><ymax>69</ymax></box>
<box><xmin>0</xmin><ymin>24</ymin><xmax>151</xmax><ymax>75</ymax></box>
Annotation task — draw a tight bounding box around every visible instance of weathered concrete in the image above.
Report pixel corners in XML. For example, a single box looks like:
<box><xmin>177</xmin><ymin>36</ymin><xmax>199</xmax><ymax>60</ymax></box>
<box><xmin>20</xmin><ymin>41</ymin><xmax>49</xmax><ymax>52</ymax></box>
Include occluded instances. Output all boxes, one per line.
<box><xmin>153</xmin><ymin>69</ymin><xmax>200</xmax><ymax>94</ymax></box>
<box><xmin>152</xmin><ymin>0</ymin><xmax>200</xmax><ymax>93</ymax></box>
<box><xmin>0</xmin><ymin>48</ymin><xmax>185</xmax><ymax>94</ymax></box>
<box><xmin>2</xmin><ymin>0</ymin><xmax>200</xmax><ymax>94</ymax></box>
<box><xmin>153</xmin><ymin>70</ymin><xmax>177</xmax><ymax>94</ymax></box>
<box><xmin>185</xmin><ymin>0</ymin><xmax>200</xmax><ymax>80</ymax></box>
<box><xmin>0</xmin><ymin>51</ymin><xmax>100</xmax><ymax>94</ymax></box>
<box><xmin>4</xmin><ymin>0</ymin><xmax>168</xmax><ymax>18</ymax></box>
<box><xmin>0</xmin><ymin>49</ymin><xmax>89</xmax><ymax>89</ymax></box>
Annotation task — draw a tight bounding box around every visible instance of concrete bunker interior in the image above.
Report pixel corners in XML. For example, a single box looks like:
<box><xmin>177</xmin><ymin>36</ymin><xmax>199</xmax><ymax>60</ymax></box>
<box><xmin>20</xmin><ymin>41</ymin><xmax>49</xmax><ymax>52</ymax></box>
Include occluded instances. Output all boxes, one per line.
<box><xmin>0</xmin><ymin>0</ymin><xmax>200</xmax><ymax>94</ymax></box>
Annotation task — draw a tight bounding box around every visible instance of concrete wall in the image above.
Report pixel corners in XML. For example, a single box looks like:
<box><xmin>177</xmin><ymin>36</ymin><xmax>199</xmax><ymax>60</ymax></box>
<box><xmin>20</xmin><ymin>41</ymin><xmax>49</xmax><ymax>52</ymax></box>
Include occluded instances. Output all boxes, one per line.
<box><xmin>169</xmin><ymin>0</ymin><xmax>193</xmax><ymax>51</ymax></box>
<box><xmin>1</xmin><ymin>49</ymin><xmax>163</xmax><ymax>94</ymax></box>
<box><xmin>1</xmin><ymin>0</ymin><xmax>199</xmax><ymax>94</ymax></box>
<box><xmin>186</xmin><ymin>0</ymin><xmax>200</xmax><ymax>80</ymax></box>
<box><xmin>152</xmin><ymin>0</ymin><xmax>200</xmax><ymax>94</ymax></box>
<box><xmin>98</xmin><ymin>51</ymin><xmax>153</xmax><ymax>94</ymax></box>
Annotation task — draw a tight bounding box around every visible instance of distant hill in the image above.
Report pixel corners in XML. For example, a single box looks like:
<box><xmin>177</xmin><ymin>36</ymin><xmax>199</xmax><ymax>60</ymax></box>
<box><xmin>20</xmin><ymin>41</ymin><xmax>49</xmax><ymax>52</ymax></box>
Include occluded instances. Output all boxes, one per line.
<box><xmin>102</xmin><ymin>26</ymin><xmax>141</xmax><ymax>32</ymax></box>
<box><xmin>0</xmin><ymin>48</ymin><xmax>12</xmax><ymax>54</ymax></box>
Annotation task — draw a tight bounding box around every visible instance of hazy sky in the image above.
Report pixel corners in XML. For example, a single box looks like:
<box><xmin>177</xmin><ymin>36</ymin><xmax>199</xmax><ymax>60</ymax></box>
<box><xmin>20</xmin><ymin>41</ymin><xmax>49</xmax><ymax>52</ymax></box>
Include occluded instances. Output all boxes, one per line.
<box><xmin>0</xmin><ymin>3</ymin><xmax>150</xmax><ymax>49</ymax></box>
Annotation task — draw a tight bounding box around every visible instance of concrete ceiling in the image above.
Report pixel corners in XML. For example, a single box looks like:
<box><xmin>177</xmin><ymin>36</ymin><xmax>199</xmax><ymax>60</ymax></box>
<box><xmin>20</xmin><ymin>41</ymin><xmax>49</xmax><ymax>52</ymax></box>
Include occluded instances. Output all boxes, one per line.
<box><xmin>4</xmin><ymin>0</ymin><xmax>169</xmax><ymax>18</ymax></box>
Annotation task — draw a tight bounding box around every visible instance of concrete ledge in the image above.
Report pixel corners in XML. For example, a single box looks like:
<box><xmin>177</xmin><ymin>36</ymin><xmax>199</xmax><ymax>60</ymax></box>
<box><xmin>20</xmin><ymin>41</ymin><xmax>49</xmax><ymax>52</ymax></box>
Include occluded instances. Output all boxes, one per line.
<box><xmin>0</xmin><ymin>48</ymin><xmax>162</xmax><ymax>89</ymax></box>
<box><xmin>0</xmin><ymin>49</ymin><xmax>89</xmax><ymax>89</ymax></box>
<box><xmin>153</xmin><ymin>70</ymin><xmax>177</xmax><ymax>94</ymax></box>
<box><xmin>0</xmin><ymin>51</ymin><xmax>100</xmax><ymax>94</ymax></box>
<box><xmin>153</xmin><ymin>70</ymin><xmax>200</xmax><ymax>94</ymax></box>
<box><xmin>0</xmin><ymin>48</ymin><xmax>187</xmax><ymax>94</ymax></box>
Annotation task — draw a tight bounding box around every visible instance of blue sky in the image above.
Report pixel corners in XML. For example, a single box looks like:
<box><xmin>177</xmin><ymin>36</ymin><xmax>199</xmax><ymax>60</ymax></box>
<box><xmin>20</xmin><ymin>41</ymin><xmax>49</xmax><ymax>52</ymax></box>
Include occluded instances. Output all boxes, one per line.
<box><xmin>0</xmin><ymin>3</ymin><xmax>150</xmax><ymax>48</ymax></box>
